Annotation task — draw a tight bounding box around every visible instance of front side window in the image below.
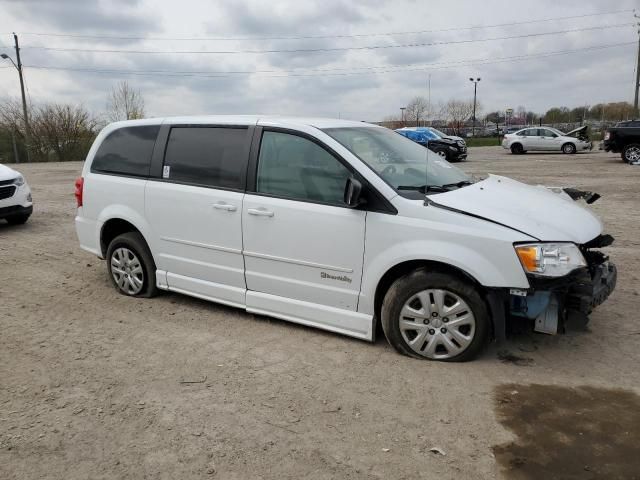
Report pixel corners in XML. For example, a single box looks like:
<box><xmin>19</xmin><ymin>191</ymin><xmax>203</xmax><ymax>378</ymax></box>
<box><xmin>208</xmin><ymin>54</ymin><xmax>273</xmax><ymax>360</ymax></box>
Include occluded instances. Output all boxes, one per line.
<box><xmin>324</xmin><ymin>126</ymin><xmax>470</xmax><ymax>199</ymax></box>
<box><xmin>163</xmin><ymin>127</ymin><xmax>248</xmax><ymax>189</ymax></box>
<box><xmin>542</xmin><ymin>129</ymin><xmax>558</xmax><ymax>138</ymax></box>
<box><xmin>92</xmin><ymin>125</ymin><xmax>160</xmax><ymax>176</ymax></box>
<box><xmin>256</xmin><ymin>131</ymin><xmax>351</xmax><ymax>205</ymax></box>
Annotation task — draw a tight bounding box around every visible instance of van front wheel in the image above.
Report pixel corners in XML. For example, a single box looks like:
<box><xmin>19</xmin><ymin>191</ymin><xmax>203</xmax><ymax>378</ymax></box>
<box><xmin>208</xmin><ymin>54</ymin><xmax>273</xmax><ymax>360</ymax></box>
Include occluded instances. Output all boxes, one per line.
<box><xmin>381</xmin><ymin>270</ymin><xmax>489</xmax><ymax>362</ymax></box>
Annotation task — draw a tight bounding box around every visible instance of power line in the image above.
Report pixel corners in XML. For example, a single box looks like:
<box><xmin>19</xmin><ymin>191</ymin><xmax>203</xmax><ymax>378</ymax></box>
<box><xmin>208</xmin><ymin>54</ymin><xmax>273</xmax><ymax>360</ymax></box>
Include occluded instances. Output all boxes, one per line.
<box><xmin>19</xmin><ymin>23</ymin><xmax>633</xmax><ymax>55</ymax></box>
<box><xmin>7</xmin><ymin>9</ymin><xmax>633</xmax><ymax>41</ymax></box>
<box><xmin>24</xmin><ymin>41</ymin><xmax>635</xmax><ymax>79</ymax></box>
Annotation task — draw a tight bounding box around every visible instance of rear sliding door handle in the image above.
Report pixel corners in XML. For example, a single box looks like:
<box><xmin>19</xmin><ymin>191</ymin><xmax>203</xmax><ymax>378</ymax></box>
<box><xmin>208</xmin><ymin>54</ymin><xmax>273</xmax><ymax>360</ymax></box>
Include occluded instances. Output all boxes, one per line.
<box><xmin>247</xmin><ymin>207</ymin><xmax>274</xmax><ymax>217</ymax></box>
<box><xmin>213</xmin><ymin>202</ymin><xmax>237</xmax><ymax>212</ymax></box>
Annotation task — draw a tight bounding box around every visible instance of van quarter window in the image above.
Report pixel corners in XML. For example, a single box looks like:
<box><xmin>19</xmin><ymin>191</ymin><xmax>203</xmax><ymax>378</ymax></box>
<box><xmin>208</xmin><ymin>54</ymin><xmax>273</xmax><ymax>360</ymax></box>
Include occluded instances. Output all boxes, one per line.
<box><xmin>91</xmin><ymin>125</ymin><xmax>160</xmax><ymax>177</ymax></box>
<box><xmin>256</xmin><ymin>131</ymin><xmax>351</xmax><ymax>205</ymax></box>
<box><xmin>163</xmin><ymin>127</ymin><xmax>248</xmax><ymax>189</ymax></box>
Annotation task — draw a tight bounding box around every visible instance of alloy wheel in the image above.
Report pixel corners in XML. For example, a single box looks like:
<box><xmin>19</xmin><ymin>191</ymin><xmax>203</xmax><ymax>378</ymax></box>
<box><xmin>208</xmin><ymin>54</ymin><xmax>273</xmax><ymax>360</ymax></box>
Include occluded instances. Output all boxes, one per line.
<box><xmin>110</xmin><ymin>247</ymin><xmax>144</xmax><ymax>295</ymax></box>
<box><xmin>625</xmin><ymin>146</ymin><xmax>640</xmax><ymax>163</ymax></box>
<box><xmin>398</xmin><ymin>289</ymin><xmax>476</xmax><ymax>360</ymax></box>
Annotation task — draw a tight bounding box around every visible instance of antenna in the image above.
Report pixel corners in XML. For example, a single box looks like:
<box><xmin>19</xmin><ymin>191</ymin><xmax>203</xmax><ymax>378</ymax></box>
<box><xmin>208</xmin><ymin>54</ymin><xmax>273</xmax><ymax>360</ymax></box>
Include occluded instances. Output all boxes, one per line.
<box><xmin>424</xmin><ymin>136</ymin><xmax>430</xmax><ymax>206</ymax></box>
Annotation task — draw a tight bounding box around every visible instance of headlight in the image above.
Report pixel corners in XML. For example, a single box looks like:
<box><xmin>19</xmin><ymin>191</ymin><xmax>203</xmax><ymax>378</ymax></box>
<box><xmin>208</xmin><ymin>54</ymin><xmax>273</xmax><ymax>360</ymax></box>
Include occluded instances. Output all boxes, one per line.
<box><xmin>514</xmin><ymin>243</ymin><xmax>586</xmax><ymax>277</ymax></box>
<box><xmin>12</xmin><ymin>175</ymin><xmax>25</xmax><ymax>186</ymax></box>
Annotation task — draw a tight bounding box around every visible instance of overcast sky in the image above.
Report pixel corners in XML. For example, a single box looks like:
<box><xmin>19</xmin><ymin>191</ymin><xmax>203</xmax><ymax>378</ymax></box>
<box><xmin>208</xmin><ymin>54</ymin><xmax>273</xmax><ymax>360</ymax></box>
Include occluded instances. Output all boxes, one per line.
<box><xmin>0</xmin><ymin>0</ymin><xmax>637</xmax><ymax>121</ymax></box>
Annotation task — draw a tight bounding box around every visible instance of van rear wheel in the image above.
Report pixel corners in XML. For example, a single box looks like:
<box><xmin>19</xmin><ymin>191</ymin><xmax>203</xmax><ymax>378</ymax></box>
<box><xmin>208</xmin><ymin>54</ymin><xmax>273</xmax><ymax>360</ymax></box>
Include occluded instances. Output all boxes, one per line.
<box><xmin>381</xmin><ymin>270</ymin><xmax>489</xmax><ymax>362</ymax></box>
<box><xmin>106</xmin><ymin>232</ymin><xmax>159</xmax><ymax>298</ymax></box>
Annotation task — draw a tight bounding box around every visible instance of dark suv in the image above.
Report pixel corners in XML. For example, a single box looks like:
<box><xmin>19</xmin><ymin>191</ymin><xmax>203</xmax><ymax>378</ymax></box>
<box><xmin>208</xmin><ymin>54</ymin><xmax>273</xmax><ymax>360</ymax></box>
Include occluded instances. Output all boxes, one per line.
<box><xmin>603</xmin><ymin>120</ymin><xmax>640</xmax><ymax>163</ymax></box>
<box><xmin>395</xmin><ymin>128</ymin><xmax>467</xmax><ymax>162</ymax></box>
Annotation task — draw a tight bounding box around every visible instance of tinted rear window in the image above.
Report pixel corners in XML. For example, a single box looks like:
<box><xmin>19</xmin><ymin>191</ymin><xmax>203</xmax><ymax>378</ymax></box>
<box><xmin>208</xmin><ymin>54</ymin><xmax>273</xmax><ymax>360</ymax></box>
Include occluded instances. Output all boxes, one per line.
<box><xmin>163</xmin><ymin>127</ymin><xmax>248</xmax><ymax>189</ymax></box>
<box><xmin>91</xmin><ymin>125</ymin><xmax>159</xmax><ymax>176</ymax></box>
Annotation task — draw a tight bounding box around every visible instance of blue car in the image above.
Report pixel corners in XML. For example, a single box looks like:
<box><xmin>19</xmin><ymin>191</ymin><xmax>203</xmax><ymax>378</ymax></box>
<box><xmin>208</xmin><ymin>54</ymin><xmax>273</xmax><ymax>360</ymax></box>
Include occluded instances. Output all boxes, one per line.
<box><xmin>395</xmin><ymin>128</ymin><xmax>467</xmax><ymax>162</ymax></box>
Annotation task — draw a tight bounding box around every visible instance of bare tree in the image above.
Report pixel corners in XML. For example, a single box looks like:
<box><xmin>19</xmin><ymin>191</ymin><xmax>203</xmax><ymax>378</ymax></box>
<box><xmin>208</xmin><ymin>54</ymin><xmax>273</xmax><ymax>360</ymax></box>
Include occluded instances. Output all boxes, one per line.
<box><xmin>30</xmin><ymin>103</ymin><xmax>99</xmax><ymax>162</ymax></box>
<box><xmin>106</xmin><ymin>81</ymin><xmax>145</xmax><ymax>122</ymax></box>
<box><xmin>441</xmin><ymin>99</ymin><xmax>475</xmax><ymax>135</ymax></box>
<box><xmin>0</xmin><ymin>98</ymin><xmax>27</xmax><ymax>135</ymax></box>
<box><xmin>405</xmin><ymin>96</ymin><xmax>429</xmax><ymax>127</ymax></box>
<box><xmin>0</xmin><ymin>98</ymin><xmax>30</xmax><ymax>162</ymax></box>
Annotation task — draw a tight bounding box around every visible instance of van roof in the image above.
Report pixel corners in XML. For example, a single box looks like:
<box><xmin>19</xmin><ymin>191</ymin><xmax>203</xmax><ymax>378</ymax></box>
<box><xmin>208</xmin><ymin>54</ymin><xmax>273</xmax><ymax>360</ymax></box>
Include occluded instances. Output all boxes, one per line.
<box><xmin>106</xmin><ymin>116</ymin><xmax>376</xmax><ymax>130</ymax></box>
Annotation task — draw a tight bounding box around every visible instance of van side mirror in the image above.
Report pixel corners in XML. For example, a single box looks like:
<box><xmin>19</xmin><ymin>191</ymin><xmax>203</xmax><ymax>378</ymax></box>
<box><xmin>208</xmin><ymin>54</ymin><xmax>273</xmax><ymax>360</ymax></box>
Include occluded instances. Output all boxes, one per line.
<box><xmin>344</xmin><ymin>177</ymin><xmax>364</xmax><ymax>208</ymax></box>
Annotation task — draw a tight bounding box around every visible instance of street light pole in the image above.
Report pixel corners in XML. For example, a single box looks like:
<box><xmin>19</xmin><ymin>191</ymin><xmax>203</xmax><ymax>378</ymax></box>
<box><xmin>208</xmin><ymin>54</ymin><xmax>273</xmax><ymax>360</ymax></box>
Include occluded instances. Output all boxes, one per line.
<box><xmin>1</xmin><ymin>33</ymin><xmax>31</xmax><ymax>162</ymax></box>
<box><xmin>400</xmin><ymin>107</ymin><xmax>406</xmax><ymax>127</ymax></box>
<box><xmin>634</xmin><ymin>13</ymin><xmax>640</xmax><ymax>115</ymax></box>
<box><xmin>469</xmin><ymin>77</ymin><xmax>481</xmax><ymax>137</ymax></box>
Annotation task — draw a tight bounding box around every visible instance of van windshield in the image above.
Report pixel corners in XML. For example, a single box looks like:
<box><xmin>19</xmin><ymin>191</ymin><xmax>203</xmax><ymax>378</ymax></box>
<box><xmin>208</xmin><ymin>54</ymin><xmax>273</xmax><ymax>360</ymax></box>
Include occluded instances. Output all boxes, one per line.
<box><xmin>323</xmin><ymin>126</ymin><xmax>471</xmax><ymax>198</ymax></box>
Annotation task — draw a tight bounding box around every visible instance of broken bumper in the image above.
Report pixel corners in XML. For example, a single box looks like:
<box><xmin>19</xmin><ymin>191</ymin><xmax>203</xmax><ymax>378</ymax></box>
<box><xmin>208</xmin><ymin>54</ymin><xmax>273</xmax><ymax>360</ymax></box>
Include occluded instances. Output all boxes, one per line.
<box><xmin>566</xmin><ymin>261</ymin><xmax>617</xmax><ymax>315</ymax></box>
<box><xmin>508</xmin><ymin>261</ymin><xmax>617</xmax><ymax>334</ymax></box>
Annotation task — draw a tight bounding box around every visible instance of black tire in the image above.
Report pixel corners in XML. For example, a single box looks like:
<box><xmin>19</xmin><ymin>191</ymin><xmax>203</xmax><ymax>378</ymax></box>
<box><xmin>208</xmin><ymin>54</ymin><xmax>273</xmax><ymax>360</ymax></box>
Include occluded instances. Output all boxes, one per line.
<box><xmin>510</xmin><ymin>143</ymin><xmax>524</xmax><ymax>155</ymax></box>
<box><xmin>432</xmin><ymin>148</ymin><xmax>449</xmax><ymax>160</ymax></box>
<box><xmin>622</xmin><ymin>144</ymin><xmax>640</xmax><ymax>163</ymax></box>
<box><xmin>106</xmin><ymin>232</ymin><xmax>159</xmax><ymax>298</ymax></box>
<box><xmin>5</xmin><ymin>214</ymin><xmax>30</xmax><ymax>225</ymax></box>
<box><xmin>562</xmin><ymin>142</ymin><xmax>577</xmax><ymax>155</ymax></box>
<box><xmin>381</xmin><ymin>269</ymin><xmax>489</xmax><ymax>362</ymax></box>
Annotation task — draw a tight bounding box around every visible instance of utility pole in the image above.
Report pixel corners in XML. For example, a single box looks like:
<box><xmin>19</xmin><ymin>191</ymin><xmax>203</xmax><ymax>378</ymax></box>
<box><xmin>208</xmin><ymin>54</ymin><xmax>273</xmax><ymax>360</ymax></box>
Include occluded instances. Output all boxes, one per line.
<box><xmin>14</xmin><ymin>34</ymin><xmax>30</xmax><ymax>161</ymax></box>
<box><xmin>400</xmin><ymin>107</ymin><xmax>406</xmax><ymax>127</ymax></box>
<box><xmin>469</xmin><ymin>77</ymin><xmax>481</xmax><ymax>136</ymax></box>
<box><xmin>11</xmin><ymin>130</ymin><xmax>20</xmax><ymax>164</ymax></box>
<box><xmin>427</xmin><ymin>73</ymin><xmax>431</xmax><ymax>126</ymax></box>
<box><xmin>634</xmin><ymin>12</ymin><xmax>640</xmax><ymax>116</ymax></box>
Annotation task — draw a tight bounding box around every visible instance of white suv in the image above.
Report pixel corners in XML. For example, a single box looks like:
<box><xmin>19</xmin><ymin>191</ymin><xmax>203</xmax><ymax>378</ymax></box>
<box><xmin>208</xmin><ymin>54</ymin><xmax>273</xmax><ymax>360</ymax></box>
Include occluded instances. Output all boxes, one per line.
<box><xmin>0</xmin><ymin>163</ymin><xmax>33</xmax><ymax>225</ymax></box>
<box><xmin>75</xmin><ymin>116</ymin><xmax>616</xmax><ymax>361</ymax></box>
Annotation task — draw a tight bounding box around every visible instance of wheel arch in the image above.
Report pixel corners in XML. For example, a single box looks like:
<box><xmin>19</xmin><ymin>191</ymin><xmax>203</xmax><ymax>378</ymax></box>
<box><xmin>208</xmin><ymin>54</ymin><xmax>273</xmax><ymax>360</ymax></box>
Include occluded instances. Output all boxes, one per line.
<box><xmin>371</xmin><ymin>259</ymin><xmax>505</xmax><ymax>343</ymax></box>
<box><xmin>100</xmin><ymin>218</ymin><xmax>142</xmax><ymax>257</ymax></box>
<box><xmin>372</xmin><ymin>259</ymin><xmax>484</xmax><ymax>328</ymax></box>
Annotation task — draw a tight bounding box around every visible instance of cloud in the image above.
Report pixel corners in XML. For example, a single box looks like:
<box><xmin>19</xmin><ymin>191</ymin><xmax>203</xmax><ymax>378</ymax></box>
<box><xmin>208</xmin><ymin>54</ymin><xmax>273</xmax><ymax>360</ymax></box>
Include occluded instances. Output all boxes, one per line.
<box><xmin>4</xmin><ymin>0</ymin><xmax>161</xmax><ymax>34</ymax></box>
<box><xmin>0</xmin><ymin>0</ymin><xmax>637</xmax><ymax>121</ymax></box>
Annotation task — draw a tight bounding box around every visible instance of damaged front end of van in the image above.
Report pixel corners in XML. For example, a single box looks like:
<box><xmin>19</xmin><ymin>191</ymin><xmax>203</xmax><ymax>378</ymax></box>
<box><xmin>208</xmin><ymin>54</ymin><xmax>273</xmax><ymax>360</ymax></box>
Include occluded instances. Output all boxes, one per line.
<box><xmin>429</xmin><ymin>175</ymin><xmax>617</xmax><ymax>338</ymax></box>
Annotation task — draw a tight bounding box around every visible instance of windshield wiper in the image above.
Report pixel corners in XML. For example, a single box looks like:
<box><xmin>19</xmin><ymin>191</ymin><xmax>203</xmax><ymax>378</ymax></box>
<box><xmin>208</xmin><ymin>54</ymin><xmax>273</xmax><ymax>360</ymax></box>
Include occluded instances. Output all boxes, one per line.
<box><xmin>397</xmin><ymin>185</ymin><xmax>448</xmax><ymax>193</ymax></box>
<box><xmin>398</xmin><ymin>181</ymin><xmax>472</xmax><ymax>194</ymax></box>
<box><xmin>440</xmin><ymin>180</ymin><xmax>473</xmax><ymax>189</ymax></box>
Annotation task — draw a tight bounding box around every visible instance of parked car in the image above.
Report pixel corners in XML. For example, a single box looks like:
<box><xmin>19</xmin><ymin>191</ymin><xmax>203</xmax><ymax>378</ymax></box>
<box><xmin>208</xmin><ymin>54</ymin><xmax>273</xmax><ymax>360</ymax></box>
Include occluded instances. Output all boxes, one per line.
<box><xmin>0</xmin><ymin>163</ymin><xmax>33</xmax><ymax>225</ymax></box>
<box><xmin>502</xmin><ymin>126</ymin><xmax>592</xmax><ymax>154</ymax></box>
<box><xmin>603</xmin><ymin>120</ymin><xmax>640</xmax><ymax>163</ymax></box>
<box><xmin>395</xmin><ymin>127</ymin><xmax>467</xmax><ymax>162</ymax></box>
<box><xmin>75</xmin><ymin>116</ymin><xmax>616</xmax><ymax>362</ymax></box>
<box><xmin>423</xmin><ymin>127</ymin><xmax>467</xmax><ymax>146</ymax></box>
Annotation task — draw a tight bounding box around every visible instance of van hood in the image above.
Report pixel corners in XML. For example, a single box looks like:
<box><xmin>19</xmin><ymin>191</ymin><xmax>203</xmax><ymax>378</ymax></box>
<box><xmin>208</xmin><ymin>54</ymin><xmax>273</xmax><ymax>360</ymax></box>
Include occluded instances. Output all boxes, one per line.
<box><xmin>0</xmin><ymin>164</ymin><xmax>20</xmax><ymax>182</ymax></box>
<box><xmin>430</xmin><ymin>175</ymin><xmax>602</xmax><ymax>244</ymax></box>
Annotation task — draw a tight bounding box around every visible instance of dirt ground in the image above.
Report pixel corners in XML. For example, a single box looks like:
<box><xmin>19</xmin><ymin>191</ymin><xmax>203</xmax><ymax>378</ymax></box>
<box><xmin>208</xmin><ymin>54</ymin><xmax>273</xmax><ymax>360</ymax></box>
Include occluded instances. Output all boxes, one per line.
<box><xmin>1</xmin><ymin>146</ymin><xmax>639</xmax><ymax>479</ymax></box>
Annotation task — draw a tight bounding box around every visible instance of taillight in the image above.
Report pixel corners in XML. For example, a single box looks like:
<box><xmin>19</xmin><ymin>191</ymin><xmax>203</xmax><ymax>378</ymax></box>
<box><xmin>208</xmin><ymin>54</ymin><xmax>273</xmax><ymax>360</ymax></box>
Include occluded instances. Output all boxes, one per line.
<box><xmin>74</xmin><ymin>177</ymin><xmax>84</xmax><ymax>207</ymax></box>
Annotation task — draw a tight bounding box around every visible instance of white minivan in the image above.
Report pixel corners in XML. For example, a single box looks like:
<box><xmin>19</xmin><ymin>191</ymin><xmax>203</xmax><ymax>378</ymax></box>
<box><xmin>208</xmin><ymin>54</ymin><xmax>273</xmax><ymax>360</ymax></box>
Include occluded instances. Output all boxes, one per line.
<box><xmin>75</xmin><ymin>116</ymin><xmax>616</xmax><ymax>361</ymax></box>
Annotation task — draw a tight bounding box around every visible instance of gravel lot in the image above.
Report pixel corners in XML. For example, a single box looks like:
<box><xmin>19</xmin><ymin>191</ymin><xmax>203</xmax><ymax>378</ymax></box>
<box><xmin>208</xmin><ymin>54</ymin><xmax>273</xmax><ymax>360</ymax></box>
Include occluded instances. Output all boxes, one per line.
<box><xmin>1</xmin><ymin>146</ymin><xmax>639</xmax><ymax>479</ymax></box>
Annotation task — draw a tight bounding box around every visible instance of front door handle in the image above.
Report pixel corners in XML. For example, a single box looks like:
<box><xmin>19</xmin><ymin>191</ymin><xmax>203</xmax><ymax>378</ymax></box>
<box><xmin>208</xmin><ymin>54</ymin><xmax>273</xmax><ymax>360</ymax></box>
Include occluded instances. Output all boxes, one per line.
<box><xmin>213</xmin><ymin>202</ymin><xmax>237</xmax><ymax>212</ymax></box>
<box><xmin>247</xmin><ymin>207</ymin><xmax>274</xmax><ymax>217</ymax></box>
